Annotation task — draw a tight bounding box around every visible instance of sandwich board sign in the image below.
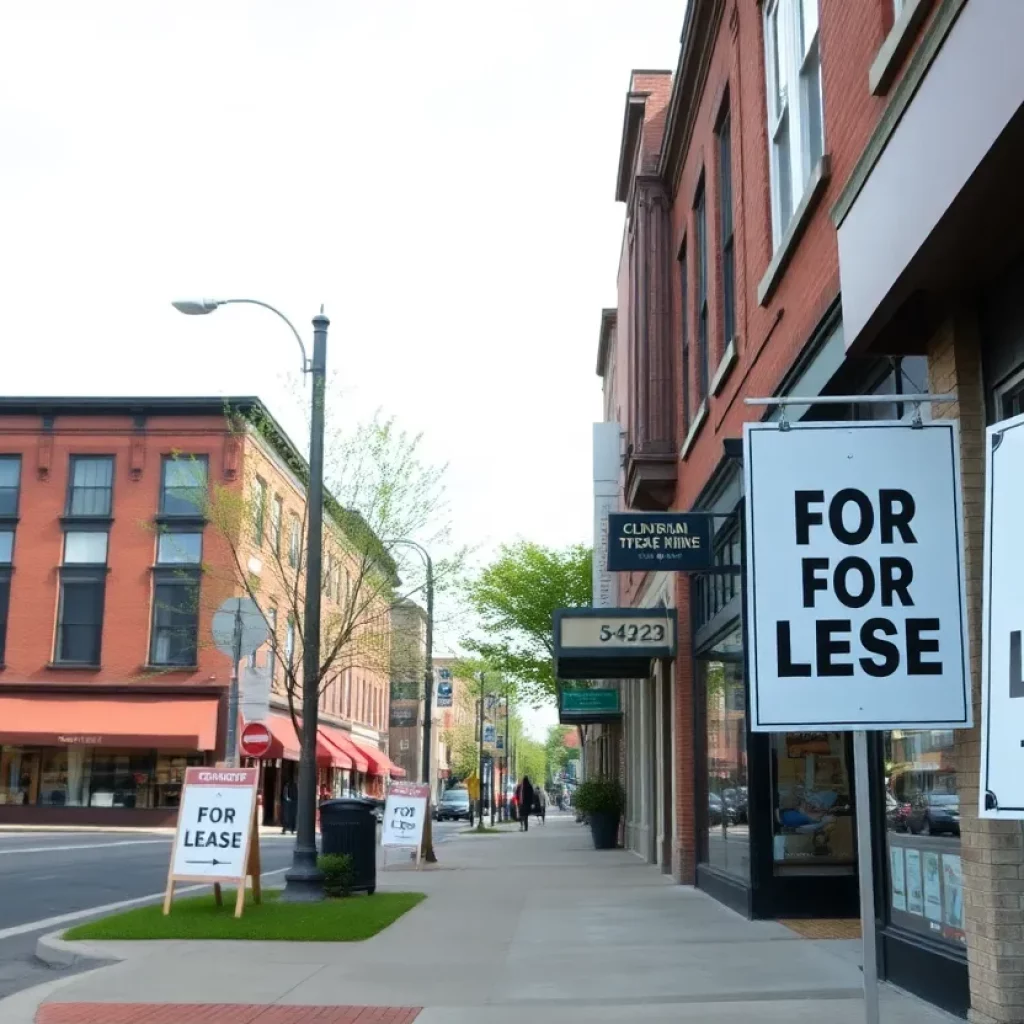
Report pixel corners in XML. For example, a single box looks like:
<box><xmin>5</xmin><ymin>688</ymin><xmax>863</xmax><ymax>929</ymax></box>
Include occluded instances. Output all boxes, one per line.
<box><xmin>981</xmin><ymin>411</ymin><xmax>1024</xmax><ymax>818</ymax></box>
<box><xmin>164</xmin><ymin>766</ymin><xmax>261</xmax><ymax>918</ymax></box>
<box><xmin>381</xmin><ymin>781</ymin><xmax>429</xmax><ymax>867</ymax></box>
<box><xmin>744</xmin><ymin>420</ymin><xmax>970</xmax><ymax>732</ymax></box>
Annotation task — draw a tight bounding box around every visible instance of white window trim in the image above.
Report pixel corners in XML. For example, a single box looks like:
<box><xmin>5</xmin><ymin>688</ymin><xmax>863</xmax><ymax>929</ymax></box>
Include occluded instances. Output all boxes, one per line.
<box><xmin>763</xmin><ymin>0</ymin><xmax>825</xmax><ymax>250</ymax></box>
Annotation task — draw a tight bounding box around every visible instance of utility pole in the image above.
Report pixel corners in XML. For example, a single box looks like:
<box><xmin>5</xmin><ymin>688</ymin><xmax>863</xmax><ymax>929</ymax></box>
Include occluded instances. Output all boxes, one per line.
<box><xmin>283</xmin><ymin>310</ymin><xmax>329</xmax><ymax>902</ymax></box>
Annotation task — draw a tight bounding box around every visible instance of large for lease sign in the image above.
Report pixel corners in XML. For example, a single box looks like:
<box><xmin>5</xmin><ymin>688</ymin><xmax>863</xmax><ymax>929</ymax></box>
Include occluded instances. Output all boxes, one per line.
<box><xmin>164</xmin><ymin>767</ymin><xmax>261</xmax><ymax>917</ymax></box>
<box><xmin>744</xmin><ymin>421</ymin><xmax>971</xmax><ymax>731</ymax></box>
<box><xmin>981</xmin><ymin>412</ymin><xmax>1024</xmax><ymax>818</ymax></box>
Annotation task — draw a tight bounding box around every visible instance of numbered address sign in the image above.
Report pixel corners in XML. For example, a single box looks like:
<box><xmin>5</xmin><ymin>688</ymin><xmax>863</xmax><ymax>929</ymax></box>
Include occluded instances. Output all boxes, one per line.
<box><xmin>553</xmin><ymin>608</ymin><xmax>677</xmax><ymax>680</ymax></box>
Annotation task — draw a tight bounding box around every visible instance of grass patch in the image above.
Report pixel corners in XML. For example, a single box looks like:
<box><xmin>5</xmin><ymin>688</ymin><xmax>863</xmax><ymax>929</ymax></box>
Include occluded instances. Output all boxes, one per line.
<box><xmin>63</xmin><ymin>889</ymin><xmax>424</xmax><ymax>942</ymax></box>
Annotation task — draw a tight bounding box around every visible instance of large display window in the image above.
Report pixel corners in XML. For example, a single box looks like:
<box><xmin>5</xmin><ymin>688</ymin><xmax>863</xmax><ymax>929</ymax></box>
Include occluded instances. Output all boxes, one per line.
<box><xmin>0</xmin><ymin>746</ymin><xmax>204</xmax><ymax>809</ymax></box>
<box><xmin>884</xmin><ymin>729</ymin><xmax>963</xmax><ymax>946</ymax></box>
<box><xmin>700</xmin><ymin>625</ymin><xmax>748</xmax><ymax>883</ymax></box>
<box><xmin>770</xmin><ymin>732</ymin><xmax>855</xmax><ymax>874</ymax></box>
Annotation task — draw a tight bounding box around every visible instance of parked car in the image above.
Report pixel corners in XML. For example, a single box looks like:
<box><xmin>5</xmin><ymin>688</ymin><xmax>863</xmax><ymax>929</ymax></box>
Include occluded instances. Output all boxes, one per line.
<box><xmin>722</xmin><ymin>786</ymin><xmax>748</xmax><ymax>825</ymax></box>
<box><xmin>907</xmin><ymin>792</ymin><xmax>960</xmax><ymax>836</ymax></box>
<box><xmin>885</xmin><ymin>791</ymin><xmax>912</xmax><ymax>833</ymax></box>
<box><xmin>708</xmin><ymin>792</ymin><xmax>725</xmax><ymax>826</ymax></box>
<box><xmin>435</xmin><ymin>788</ymin><xmax>472</xmax><ymax>822</ymax></box>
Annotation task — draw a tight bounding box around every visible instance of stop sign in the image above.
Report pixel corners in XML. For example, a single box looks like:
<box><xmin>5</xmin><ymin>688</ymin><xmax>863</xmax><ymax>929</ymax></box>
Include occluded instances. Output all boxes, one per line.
<box><xmin>239</xmin><ymin>721</ymin><xmax>273</xmax><ymax>759</ymax></box>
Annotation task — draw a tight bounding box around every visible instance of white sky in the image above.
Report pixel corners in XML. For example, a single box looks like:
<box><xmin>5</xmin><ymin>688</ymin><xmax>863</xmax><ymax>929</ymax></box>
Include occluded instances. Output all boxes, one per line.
<box><xmin>0</xmin><ymin>1</ymin><xmax>685</xmax><ymax>738</ymax></box>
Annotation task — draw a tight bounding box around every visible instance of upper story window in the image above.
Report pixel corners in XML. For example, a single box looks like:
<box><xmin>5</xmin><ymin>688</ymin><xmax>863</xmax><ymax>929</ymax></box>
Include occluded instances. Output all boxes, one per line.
<box><xmin>55</xmin><ymin>528</ymin><xmax>109</xmax><ymax>666</ymax></box>
<box><xmin>764</xmin><ymin>0</ymin><xmax>824</xmax><ymax>248</ymax></box>
<box><xmin>0</xmin><ymin>458</ymin><xmax>21</xmax><ymax>518</ymax></box>
<box><xmin>694</xmin><ymin>176</ymin><xmax>710</xmax><ymax>404</ymax></box>
<box><xmin>893</xmin><ymin>0</ymin><xmax>905</xmax><ymax>15</ymax></box>
<box><xmin>156</xmin><ymin>530</ymin><xmax>203</xmax><ymax>565</ymax></box>
<box><xmin>717</xmin><ymin>103</ymin><xmax>736</xmax><ymax>348</ymax></box>
<box><xmin>161</xmin><ymin>457</ymin><xmax>208</xmax><ymax>518</ymax></box>
<box><xmin>679</xmin><ymin>243</ymin><xmax>691</xmax><ymax>428</ymax></box>
<box><xmin>252</xmin><ymin>477</ymin><xmax>267</xmax><ymax>546</ymax></box>
<box><xmin>67</xmin><ymin>457</ymin><xmax>114</xmax><ymax>517</ymax></box>
<box><xmin>271</xmin><ymin>496</ymin><xmax>283</xmax><ymax>555</ymax></box>
<box><xmin>289</xmin><ymin>516</ymin><xmax>301</xmax><ymax>569</ymax></box>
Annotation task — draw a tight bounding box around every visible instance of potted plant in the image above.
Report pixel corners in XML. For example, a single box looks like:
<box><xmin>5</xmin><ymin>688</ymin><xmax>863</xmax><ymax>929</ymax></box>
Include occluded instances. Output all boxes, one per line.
<box><xmin>573</xmin><ymin>777</ymin><xmax>625</xmax><ymax>850</ymax></box>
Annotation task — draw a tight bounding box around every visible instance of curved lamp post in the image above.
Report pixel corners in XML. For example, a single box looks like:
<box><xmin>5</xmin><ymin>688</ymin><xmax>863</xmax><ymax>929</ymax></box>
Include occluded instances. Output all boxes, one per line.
<box><xmin>172</xmin><ymin>296</ymin><xmax>329</xmax><ymax>901</ymax></box>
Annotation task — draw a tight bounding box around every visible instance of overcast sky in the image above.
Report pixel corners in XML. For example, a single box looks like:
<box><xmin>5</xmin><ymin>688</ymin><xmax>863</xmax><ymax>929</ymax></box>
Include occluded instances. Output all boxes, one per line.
<box><xmin>0</xmin><ymin>1</ymin><xmax>684</xmax><ymax>737</ymax></box>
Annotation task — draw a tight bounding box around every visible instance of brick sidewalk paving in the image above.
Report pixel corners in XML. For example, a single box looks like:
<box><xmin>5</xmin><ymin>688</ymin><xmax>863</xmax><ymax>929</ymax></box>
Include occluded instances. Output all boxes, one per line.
<box><xmin>36</xmin><ymin>1005</ymin><xmax>420</xmax><ymax>1023</ymax></box>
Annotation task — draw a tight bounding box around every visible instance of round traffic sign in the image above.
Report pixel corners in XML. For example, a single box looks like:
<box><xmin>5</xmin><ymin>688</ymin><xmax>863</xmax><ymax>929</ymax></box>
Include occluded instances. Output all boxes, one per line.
<box><xmin>239</xmin><ymin>721</ymin><xmax>273</xmax><ymax>759</ymax></box>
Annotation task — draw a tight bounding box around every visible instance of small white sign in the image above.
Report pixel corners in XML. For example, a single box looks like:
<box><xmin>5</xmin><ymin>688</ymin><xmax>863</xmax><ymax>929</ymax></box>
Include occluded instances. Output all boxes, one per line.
<box><xmin>381</xmin><ymin>781</ymin><xmax>429</xmax><ymax>849</ymax></box>
<box><xmin>170</xmin><ymin>767</ymin><xmax>258</xmax><ymax>880</ymax></box>
<box><xmin>980</xmin><ymin>412</ymin><xmax>1024</xmax><ymax>817</ymax></box>
<box><xmin>240</xmin><ymin>663</ymin><xmax>271</xmax><ymax>724</ymax></box>
<box><xmin>744</xmin><ymin>421</ymin><xmax>970</xmax><ymax>731</ymax></box>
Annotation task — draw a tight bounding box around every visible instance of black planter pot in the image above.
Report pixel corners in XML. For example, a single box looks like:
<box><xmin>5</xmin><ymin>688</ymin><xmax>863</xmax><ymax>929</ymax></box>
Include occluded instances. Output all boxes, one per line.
<box><xmin>588</xmin><ymin>810</ymin><xmax>620</xmax><ymax>850</ymax></box>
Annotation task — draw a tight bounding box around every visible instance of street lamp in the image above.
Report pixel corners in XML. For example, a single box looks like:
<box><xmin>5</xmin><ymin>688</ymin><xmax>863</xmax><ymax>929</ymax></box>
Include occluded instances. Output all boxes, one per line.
<box><xmin>172</xmin><ymin>296</ymin><xmax>329</xmax><ymax>902</ymax></box>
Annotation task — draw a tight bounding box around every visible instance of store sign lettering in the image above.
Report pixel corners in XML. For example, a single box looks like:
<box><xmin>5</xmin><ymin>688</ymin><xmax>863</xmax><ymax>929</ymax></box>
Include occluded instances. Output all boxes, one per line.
<box><xmin>58</xmin><ymin>735</ymin><xmax>103</xmax><ymax>745</ymax></box>
<box><xmin>777</xmin><ymin>489</ymin><xmax>940</xmax><ymax>679</ymax></box>
<box><xmin>182</xmin><ymin>805</ymin><xmax>244</xmax><ymax>850</ymax></box>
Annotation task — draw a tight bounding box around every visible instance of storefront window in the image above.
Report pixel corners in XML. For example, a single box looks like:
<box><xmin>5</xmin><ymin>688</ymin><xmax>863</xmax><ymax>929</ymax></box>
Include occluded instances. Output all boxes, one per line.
<box><xmin>885</xmin><ymin>730</ymin><xmax>963</xmax><ymax>946</ymax></box>
<box><xmin>0</xmin><ymin>747</ymin><xmax>206</xmax><ymax>810</ymax></box>
<box><xmin>0</xmin><ymin>747</ymin><xmax>37</xmax><ymax>805</ymax></box>
<box><xmin>700</xmin><ymin>627</ymin><xmax>748</xmax><ymax>881</ymax></box>
<box><xmin>771</xmin><ymin>732</ymin><xmax>855</xmax><ymax>873</ymax></box>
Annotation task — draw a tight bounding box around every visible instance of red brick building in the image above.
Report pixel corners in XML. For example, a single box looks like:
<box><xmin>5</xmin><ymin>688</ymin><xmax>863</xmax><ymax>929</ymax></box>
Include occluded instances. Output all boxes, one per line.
<box><xmin>591</xmin><ymin>1</ymin><xmax>1021</xmax><ymax>1017</ymax></box>
<box><xmin>0</xmin><ymin>397</ymin><xmax>400</xmax><ymax>828</ymax></box>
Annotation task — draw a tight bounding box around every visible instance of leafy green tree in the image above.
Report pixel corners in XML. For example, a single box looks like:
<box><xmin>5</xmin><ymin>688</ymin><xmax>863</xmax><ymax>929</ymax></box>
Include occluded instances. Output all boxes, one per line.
<box><xmin>544</xmin><ymin>725</ymin><xmax>579</xmax><ymax>783</ymax></box>
<box><xmin>464</xmin><ymin>542</ymin><xmax>592</xmax><ymax>705</ymax></box>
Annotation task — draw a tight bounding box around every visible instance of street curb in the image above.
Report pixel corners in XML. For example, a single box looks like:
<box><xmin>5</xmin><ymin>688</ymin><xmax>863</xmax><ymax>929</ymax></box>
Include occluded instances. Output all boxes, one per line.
<box><xmin>35</xmin><ymin>931</ymin><xmax>120</xmax><ymax>970</ymax></box>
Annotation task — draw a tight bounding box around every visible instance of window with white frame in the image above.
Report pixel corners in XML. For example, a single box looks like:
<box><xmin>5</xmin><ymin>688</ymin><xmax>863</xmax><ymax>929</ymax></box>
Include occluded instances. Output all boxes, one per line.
<box><xmin>763</xmin><ymin>0</ymin><xmax>824</xmax><ymax>248</ymax></box>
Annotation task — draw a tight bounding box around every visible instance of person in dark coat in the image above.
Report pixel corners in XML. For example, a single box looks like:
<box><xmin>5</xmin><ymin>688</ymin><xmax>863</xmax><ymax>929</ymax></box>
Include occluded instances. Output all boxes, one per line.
<box><xmin>516</xmin><ymin>775</ymin><xmax>535</xmax><ymax>832</ymax></box>
<box><xmin>281</xmin><ymin>779</ymin><xmax>297</xmax><ymax>834</ymax></box>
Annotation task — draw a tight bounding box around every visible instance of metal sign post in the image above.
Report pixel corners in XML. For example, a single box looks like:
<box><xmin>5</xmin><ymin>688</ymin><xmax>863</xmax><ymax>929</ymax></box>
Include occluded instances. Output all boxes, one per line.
<box><xmin>853</xmin><ymin>730</ymin><xmax>880</xmax><ymax>1024</ymax></box>
<box><xmin>742</xmin><ymin>393</ymin><xmax>966</xmax><ymax>1024</ymax></box>
<box><xmin>213</xmin><ymin>597</ymin><xmax>270</xmax><ymax>766</ymax></box>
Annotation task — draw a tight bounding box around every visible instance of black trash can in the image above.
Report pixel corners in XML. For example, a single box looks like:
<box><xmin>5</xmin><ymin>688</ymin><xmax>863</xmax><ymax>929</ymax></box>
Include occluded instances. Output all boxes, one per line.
<box><xmin>319</xmin><ymin>797</ymin><xmax>377</xmax><ymax>894</ymax></box>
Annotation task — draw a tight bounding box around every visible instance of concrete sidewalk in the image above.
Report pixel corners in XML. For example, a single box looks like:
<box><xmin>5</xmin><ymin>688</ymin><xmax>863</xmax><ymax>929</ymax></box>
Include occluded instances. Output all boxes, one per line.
<box><xmin>1</xmin><ymin>816</ymin><xmax>959</xmax><ymax>1023</ymax></box>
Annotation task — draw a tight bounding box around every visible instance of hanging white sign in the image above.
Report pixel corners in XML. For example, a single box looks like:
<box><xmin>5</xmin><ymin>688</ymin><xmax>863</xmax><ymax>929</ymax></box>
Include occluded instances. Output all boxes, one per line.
<box><xmin>744</xmin><ymin>420</ymin><xmax>970</xmax><ymax>731</ymax></box>
<box><xmin>980</xmin><ymin>412</ymin><xmax>1024</xmax><ymax>818</ymax></box>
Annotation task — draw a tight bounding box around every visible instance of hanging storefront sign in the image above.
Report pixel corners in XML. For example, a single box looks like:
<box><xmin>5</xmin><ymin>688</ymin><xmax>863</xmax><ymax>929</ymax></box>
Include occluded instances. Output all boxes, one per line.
<box><xmin>559</xmin><ymin>687</ymin><xmax>622</xmax><ymax>725</ymax></box>
<box><xmin>606</xmin><ymin>513</ymin><xmax>714</xmax><ymax>572</ymax></box>
<box><xmin>389</xmin><ymin>704</ymin><xmax>417</xmax><ymax>727</ymax></box>
<box><xmin>553</xmin><ymin>607</ymin><xmax>677</xmax><ymax>680</ymax></box>
<box><xmin>980</xmin><ymin>412</ymin><xmax>1024</xmax><ymax>818</ymax></box>
<box><xmin>744</xmin><ymin>420</ymin><xmax>971</xmax><ymax>731</ymax></box>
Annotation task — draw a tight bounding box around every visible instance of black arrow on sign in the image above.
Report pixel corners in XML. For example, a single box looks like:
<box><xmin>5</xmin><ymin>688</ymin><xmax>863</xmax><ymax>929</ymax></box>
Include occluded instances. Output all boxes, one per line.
<box><xmin>186</xmin><ymin>858</ymin><xmax>226</xmax><ymax>866</ymax></box>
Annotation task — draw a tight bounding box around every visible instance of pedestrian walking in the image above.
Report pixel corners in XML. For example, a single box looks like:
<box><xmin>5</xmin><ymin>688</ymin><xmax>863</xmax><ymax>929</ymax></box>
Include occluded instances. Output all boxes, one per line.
<box><xmin>536</xmin><ymin>787</ymin><xmax>547</xmax><ymax>825</ymax></box>
<box><xmin>280</xmin><ymin>779</ymin><xmax>297</xmax><ymax>834</ymax></box>
<box><xmin>516</xmin><ymin>775</ymin><xmax>535</xmax><ymax>832</ymax></box>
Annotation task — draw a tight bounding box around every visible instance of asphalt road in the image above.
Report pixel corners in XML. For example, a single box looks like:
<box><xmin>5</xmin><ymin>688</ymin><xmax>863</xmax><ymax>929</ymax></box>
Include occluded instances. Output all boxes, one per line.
<box><xmin>0</xmin><ymin>822</ymin><xmax>464</xmax><ymax>1002</ymax></box>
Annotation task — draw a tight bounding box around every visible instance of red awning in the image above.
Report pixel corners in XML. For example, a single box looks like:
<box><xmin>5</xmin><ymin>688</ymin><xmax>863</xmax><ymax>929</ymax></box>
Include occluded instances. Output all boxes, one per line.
<box><xmin>0</xmin><ymin>694</ymin><xmax>219</xmax><ymax>749</ymax></box>
<box><xmin>319</xmin><ymin>726</ymin><xmax>369</xmax><ymax>773</ymax></box>
<box><xmin>262</xmin><ymin>714</ymin><xmax>341</xmax><ymax>767</ymax></box>
<box><xmin>351</xmin><ymin>737</ymin><xmax>406</xmax><ymax>778</ymax></box>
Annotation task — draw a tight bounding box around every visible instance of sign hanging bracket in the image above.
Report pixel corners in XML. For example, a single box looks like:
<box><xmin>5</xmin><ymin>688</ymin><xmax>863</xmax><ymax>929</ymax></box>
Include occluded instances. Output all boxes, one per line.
<box><xmin>745</xmin><ymin>392</ymin><xmax>956</xmax><ymax>417</ymax></box>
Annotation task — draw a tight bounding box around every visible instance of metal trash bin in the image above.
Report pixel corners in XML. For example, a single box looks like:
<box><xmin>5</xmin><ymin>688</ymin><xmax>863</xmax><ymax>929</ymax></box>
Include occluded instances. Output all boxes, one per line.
<box><xmin>319</xmin><ymin>797</ymin><xmax>377</xmax><ymax>894</ymax></box>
